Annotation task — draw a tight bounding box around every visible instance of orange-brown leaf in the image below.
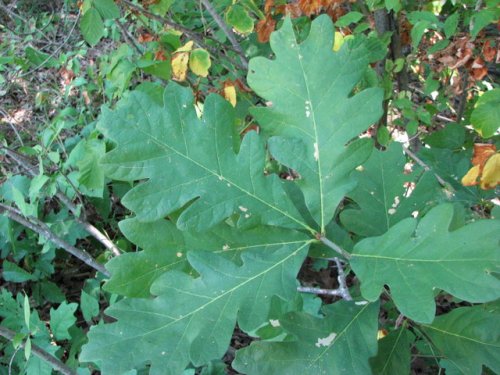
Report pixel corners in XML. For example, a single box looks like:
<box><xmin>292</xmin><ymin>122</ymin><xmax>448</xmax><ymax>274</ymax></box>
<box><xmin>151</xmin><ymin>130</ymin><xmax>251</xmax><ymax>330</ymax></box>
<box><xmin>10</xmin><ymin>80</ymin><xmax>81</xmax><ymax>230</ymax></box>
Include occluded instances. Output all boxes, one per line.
<box><xmin>471</xmin><ymin>144</ymin><xmax>496</xmax><ymax>166</ymax></box>
<box><xmin>482</xmin><ymin>40</ymin><xmax>497</xmax><ymax>62</ymax></box>
<box><xmin>461</xmin><ymin>144</ymin><xmax>499</xmax><ymax>190</ymax></box>
<box><xmin>470</xmin><ymin>57</ymin><xmax>488</xmax><ymax>81</ymax></box>
<box><xmin>256</xmin><ymin>16</ymin><xmax>276</xmax><ymax>43</ymax></box>
<box><xmin>264</xmin><ymin>0</ymin><xmax>274</xmax><ymax>14</ymax></box>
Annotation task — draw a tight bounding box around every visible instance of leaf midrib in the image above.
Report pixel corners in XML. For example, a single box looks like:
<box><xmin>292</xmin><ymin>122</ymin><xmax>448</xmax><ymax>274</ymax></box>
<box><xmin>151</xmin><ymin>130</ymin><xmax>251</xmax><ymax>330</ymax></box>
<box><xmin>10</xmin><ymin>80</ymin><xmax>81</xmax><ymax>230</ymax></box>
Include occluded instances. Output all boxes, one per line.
<box><xmin>113</xmin><ymin>241</ymin><xmax>312</xmax><ymax>342</ymax></box>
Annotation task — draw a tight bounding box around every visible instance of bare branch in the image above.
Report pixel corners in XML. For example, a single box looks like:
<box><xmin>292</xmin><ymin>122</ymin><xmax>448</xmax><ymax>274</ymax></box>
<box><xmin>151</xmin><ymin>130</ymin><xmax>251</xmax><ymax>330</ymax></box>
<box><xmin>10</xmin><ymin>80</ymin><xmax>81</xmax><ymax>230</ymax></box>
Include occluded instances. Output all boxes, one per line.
<box><xmin>402</xmin><ymin>145</ymin><xmax>449</xmax><ymax>187</ymax></box>
<box><xmin>0</xmin><ymin>326</ymin><xmax>77</xmax><ymax>375</ymax></box>
<box><xmin>16</xmin><ymin>12</ymin><xmax>80</xmax><ymax>79</ymax></box>
<box><xmin>333</xmin><ymin>257</ymin><xmax>352</xmax><ymax>301</ymax></box>
<box><xmin>2</xmin><ymin>147</ymin><xmax>121</xmax><ymax>256</ymax></box>
<box><xmin>199</xmin><ymin>0</ymin><xmax>249</xmax><ymax>69</ymax></box>
<box><xmin>0</xmin><ymin>203</ymin><xmax>110</xmax><ymax>277</ymax></box>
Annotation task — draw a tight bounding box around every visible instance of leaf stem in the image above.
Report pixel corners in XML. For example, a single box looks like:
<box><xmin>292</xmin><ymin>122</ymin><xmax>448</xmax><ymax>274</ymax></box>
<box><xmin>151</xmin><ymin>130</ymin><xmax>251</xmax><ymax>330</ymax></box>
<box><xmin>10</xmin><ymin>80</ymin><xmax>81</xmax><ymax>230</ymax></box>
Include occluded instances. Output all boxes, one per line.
<box><xmin>319</xmin><ymin>236</ymin><xmax>351</xmax><ymax>260</ymax></box>
<box><xmin>0</xmin><ymin>203</ymin><xmax>110</xmax><ymax>277</ymax></box>
<box><xmin>0</xmin><ymin>326</ymin><xmax>77</xmax><ymax>375</ymax></box>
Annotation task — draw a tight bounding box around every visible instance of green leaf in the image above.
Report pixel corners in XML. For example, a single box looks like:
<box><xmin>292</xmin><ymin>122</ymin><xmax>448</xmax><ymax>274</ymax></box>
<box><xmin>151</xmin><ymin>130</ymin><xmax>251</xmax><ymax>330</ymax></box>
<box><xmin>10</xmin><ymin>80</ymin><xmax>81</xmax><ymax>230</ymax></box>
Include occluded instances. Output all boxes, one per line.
<box><xmin>335</xmin><ymin>11</ymin><xmax>364</xmax><ymax>27</ymax></box>
<box><xmin>370</xmin><ymin>328</ymin><xmax>414</xmax><ymax>374</ymax></box>
<box><xmin>150</xmin><ymin>0</ymin><xmax>174</xmax><ymax>16</ymax></box>
<box><xmin>77</xmin><ymin>138</ymin><xmax>106</xmax><ymax>197</ymax></box>
<box><xmin>248</xmin><ymin>15</ymin><xmax>383</xmax><ymax>231</ymax></box>
<box><xmin>80</xmin><ymin>290</ymin><xmax>100</xmax><ymax>322</ymax></box>
<box><xmin>424</xmin><ymin>123</ymin><xmax>465</xmax><ymax>149</ymax></box>
<box><xmin>410</xmin><ymin>21</ymin><xmax>430</xmax><ymax>49</ymax></box>
<box><xmin>104</xmin><ymin>218</ymin><xmax>309</xmax><ymax>298</ymax></box>
<box><xmin>420</xmin><ymin>305</ymin><xmax>500</xmax><ymax>374</ymax></box>
<box><xmin>471</xmin><ymin>8</ymin><xmax>500</xmax><ymax>38</ymax></box>
<box><xmin>98</xmin><ymin>83</ymin><xmax>308</xmax><ymax>231</ymax></box>
<box><xmin>25</xmin><ymin>46</ymin><xmax>59</xmax><ymax>68</ymax></box>
<box><xmin>233</xmin><ymin>301</ymin><xmax>379</xmax><ymax>373</ymax></box>
<box><xmin>470</xmin><ymin>89</ymin><xmax>500</xmax><ymax>138</ymax></box>
<box><xmin>80</xmin><ymin>244</ymin><xmax>309</xmax><ymax>374</ymax></box>
<box><xmin>226</xmin><ymin>4</ymin><xmax>254</xmax><ymax>34</ymax></box>
<box><xmin>340</xmin><ymin>142</ymin><xmax>444</xmax><ymax>237</ymax></box>
<box><xmin>443</xmin><ymin>12</ymin><xmax>459</xmax><ymax>39</ymax></box>
<box><xmin>92</xmin><ymin>0</ymin><xmax>120</xmax><ymax>19</ymax></box>
<box><xmin>3</xmin><ymin>261</ymin><xmax>35</xmax><ymax>283</ymax></box>
<box><xmin>80</xmin><ymin>8</ymin><xmax>105</xmax><ymax>46</ymax></box>
<box><xmin>50</xmin><ymin>302</ymin><xmax>78</xmax><ymax>341</ymax></box>
<box><xmin>351</xmin><ymin>204</ymin><xmax>500</xmax><ymax>323</ymax></box>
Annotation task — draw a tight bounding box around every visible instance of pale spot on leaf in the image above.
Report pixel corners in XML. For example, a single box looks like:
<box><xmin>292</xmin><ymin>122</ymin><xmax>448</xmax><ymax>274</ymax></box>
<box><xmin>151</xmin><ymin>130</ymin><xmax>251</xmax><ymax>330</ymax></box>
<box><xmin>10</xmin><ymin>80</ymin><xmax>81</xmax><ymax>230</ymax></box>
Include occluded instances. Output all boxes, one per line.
<box><xmin>315</xmin><ymin>332</ymin><xmax>337</xmax><ymax>348</ymax></box>
<box><xmin>314</xmin><ymin>142</ymin><xmax>319</xmax><ymax>161</ymax></box>
<box><xmin>269</xmin><ymin>319</ymin><xmax>280</xmax><ymax>327</ymax></box>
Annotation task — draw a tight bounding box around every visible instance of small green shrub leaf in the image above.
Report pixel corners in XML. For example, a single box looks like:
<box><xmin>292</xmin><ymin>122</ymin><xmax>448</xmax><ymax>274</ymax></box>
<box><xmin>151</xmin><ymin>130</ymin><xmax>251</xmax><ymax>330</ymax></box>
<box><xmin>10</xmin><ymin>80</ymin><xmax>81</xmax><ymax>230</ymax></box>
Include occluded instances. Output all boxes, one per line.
<box><xmin>470</xmin><ymin>89</ymin><xmax>500</xmax><ymax>138</ymax></box>
<box><xmin>50</xmin><ymin>302</ymin><xmax>78</xmax><ymax>341</ymax></box>
<box><xmin>80</xmin><ymin>7</ymin><xmax>105</xmax><ymax>46</ymax></box>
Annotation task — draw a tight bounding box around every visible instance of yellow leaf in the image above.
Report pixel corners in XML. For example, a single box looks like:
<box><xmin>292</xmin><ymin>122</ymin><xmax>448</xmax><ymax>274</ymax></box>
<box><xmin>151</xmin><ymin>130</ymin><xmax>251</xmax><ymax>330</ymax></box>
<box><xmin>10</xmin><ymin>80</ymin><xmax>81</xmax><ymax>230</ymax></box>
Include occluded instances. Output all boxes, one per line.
<box><xmin>223</xmin><ymin>83</ymin><xmax>237</xmax><ymax>107</ymax></box>
<box><xmin>176</xmin><ymin>40</ymin><xmax>194</xmax><ymax>53</ymax></box>
<box><xmin>171</xmin><ymin>52</ymin><xmax>189</xmax><ymax>82</ymax></box>
<box><xmin>461</xmin><ymin>165</ymin><xmax>480</xmax><ymax>186</ymax></box>
<box><xmin>189</xmin><ymin>48</ymin><xmax>211</xmax><ymax>77</ymax></box>
<box><xmin>333</xmin><ymin>31</ymin><xmax>345</xmax><ymax>52</ymax></box>
<box><xmin>480</xmin><ymin>153</ymin><xmax>500</xmax><ymax>190</ymax></box>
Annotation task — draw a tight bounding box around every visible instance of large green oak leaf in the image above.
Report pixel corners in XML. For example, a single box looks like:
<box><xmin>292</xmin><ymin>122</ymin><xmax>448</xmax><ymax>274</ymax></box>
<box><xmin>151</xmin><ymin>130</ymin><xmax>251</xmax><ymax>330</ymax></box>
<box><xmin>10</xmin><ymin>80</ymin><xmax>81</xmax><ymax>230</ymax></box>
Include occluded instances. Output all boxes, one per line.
<box><xmin>351</xmin><ymin>203</ymin><xmax>500</xmax><ymax>323</ymax></box>
<box><xmin>80</xmin><ymin>243</ymin><xmax>310</xmax><ymax>374</ymax></box>
<box><xmin>249</xmin><ymin>15</ymin><xmax>383</xmax><ymax>231</ymax></box>
<box><xmin>98</xmin><ymin>84</ymin><xmax>310</xmax><ymax>232</ymax></box>
<box><xmin>421</xmin><ymin>305</ymin><xmax>500</xmax><ymax>374</ymax></box>
<box><xmin>104</xmin><ymin>217</ymin><xmax>309</xmax><ymax>298</ymax></box>
<box><xmin>233</xmin><ymin>301</ymin><xmax>379</xmax><ymax>374</ymax></box>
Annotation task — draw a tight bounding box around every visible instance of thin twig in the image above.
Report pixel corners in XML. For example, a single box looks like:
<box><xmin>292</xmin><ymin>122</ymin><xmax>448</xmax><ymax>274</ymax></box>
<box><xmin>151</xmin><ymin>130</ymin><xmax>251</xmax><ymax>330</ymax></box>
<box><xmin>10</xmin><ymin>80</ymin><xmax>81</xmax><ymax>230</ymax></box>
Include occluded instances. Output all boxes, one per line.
<box><xmin>116</xmin><ymin>19</ymin><xmax>143</xmax><ymax>55</ymax></box>
<box><xmin>402</xmin><ymin>145</ymin><xmax>448</xmax><ymax>187</ymax></box>
<box><xmin>0</xmin><ymin>326</ymin><xmax>76</xmax><ymax>375</ymax></box>
<box><xmin>297</xmin><ymin>286</ymin><xmax>345</xmax><ymax>297</ymax></box>
<box><xmin>2</xmin><ymin>147</ymin><xmax>121</xmax><ymax>256</ymax></box>
<box><xmin>120</xmin><ymin>0</ymin><xmax>247</xmax><ymax>72</ymax></box>
<box><xmin>199</xmin><ymin>0</ymin><xmax>248</xmax><ymax>68</ymax></box>
<box><xmin>0</xmin><ymin>108</ymin><xmax>24</xmax><ymax>146</ymax></box>
<box><xmin>333</xmin><ymin>257</ymin><xmax>352</xmax><ymax>301</ymax></box>
<box><xmin>0</xmin><ymin>0</ymin><xmax>53</xmax><ymax>43</ymax></box>
<box><xmin>16</xmin><ymin>12</ymin><xmax>80</xmax><ymax>79</ymax></box>
<box><xmin>121</xmin><ymin>0</ymin><xmax>208</xmax><ymax>49</ymax></box>
<box><xmin>319</xmin><ymin>236</ymin><xmax>351</xmax><ymax>260</ymax></box>
<box><xmin>0</xmin><ymin>203</ymin><xmax>110</xmax><ymax>277</ymax></box>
